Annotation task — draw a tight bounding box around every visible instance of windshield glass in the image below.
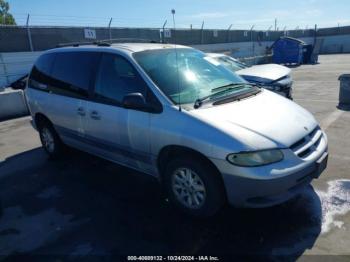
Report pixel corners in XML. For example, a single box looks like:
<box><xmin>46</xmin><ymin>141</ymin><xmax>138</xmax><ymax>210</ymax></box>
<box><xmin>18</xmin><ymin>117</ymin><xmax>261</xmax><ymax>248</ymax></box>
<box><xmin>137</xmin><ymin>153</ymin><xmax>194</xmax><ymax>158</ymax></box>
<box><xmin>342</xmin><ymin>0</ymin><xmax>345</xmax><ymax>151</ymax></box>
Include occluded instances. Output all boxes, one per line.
<box><xmin>133</xmin><ymin>48</ymin><xmax>253</xmax><ymax>105</ymax></box>
<box><xmin>214</xmin><ymin>56</ymin><xmax>248</xmax><ymax>72</ymax></box>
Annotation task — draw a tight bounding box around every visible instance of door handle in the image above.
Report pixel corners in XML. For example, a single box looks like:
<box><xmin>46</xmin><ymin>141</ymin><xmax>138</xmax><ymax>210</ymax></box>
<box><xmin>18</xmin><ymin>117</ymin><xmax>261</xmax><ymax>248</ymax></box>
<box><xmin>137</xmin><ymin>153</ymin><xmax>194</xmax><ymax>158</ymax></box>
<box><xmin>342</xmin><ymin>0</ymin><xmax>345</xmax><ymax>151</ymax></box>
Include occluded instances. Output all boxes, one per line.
<box><xmin>90</xmin><ymin>110</ymin><xmax>101</xmax><ymax>120</ymax></box>
<box><xmin>77</xmin><ymin>107</ymin><xmax>86</xmax><ymax>116</ymax></box>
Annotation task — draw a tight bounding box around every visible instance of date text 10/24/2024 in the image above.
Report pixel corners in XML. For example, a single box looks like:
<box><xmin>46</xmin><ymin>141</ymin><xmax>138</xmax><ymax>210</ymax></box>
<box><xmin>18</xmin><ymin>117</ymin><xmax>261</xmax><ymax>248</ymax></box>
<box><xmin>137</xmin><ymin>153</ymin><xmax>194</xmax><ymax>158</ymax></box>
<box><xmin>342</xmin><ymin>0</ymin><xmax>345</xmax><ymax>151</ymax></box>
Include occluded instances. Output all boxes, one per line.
<box><xmin>127</xmin><ymin>256</ymin><xmax>220</xmax><ymax>261</ymax></box>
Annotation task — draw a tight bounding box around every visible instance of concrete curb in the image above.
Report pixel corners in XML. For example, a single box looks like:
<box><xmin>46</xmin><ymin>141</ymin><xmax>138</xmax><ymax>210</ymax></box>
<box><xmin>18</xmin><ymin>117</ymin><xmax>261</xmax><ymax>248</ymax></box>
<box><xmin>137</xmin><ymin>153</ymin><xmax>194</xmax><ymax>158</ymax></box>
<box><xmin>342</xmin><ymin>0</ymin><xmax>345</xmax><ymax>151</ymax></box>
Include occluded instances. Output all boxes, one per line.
<box><xmin>0</xmin><ymin>89</ymin><xmax>29</xmax><ymax>121</ymax></box>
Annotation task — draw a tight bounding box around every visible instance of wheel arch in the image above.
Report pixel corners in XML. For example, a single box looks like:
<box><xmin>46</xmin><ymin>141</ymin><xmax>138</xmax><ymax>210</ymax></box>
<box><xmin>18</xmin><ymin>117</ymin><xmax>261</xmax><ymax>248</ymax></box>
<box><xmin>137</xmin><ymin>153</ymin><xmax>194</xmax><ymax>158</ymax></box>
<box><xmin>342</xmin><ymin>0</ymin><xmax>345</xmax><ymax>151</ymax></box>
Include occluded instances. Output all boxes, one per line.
<box><xmin>157</xmin><ymin>145</ymin><xmax>227</xmax><ymax>196</ymax></box>
<box><xmin>34</xmin><ymin>113</ymin><xmax>53</xmax><ymax>130</ymax></box>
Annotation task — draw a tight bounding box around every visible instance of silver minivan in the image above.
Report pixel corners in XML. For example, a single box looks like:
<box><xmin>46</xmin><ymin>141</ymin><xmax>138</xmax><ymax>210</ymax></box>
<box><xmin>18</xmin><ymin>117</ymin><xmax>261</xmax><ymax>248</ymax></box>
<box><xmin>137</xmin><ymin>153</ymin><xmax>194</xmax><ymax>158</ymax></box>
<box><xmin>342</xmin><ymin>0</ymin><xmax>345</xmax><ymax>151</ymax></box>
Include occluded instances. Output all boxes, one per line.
<box><xmin>25</xmin><ymin>43</ymin><xmax>328</xmax><ymax>217</ymax></box>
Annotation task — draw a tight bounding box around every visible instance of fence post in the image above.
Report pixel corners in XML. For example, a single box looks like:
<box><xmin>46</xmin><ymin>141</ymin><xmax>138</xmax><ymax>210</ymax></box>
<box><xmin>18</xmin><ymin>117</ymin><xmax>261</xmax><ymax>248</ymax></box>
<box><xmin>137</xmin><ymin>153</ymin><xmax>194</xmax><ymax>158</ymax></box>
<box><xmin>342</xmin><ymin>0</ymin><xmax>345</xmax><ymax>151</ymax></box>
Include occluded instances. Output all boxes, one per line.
<box><xmin>226</xmin><ymin>24</ymin><xmax>232</xmax><ymax>43</ymax></box>
<box><xmin>266</xmin><ymin>25</ymin><xmax>272</xmax><ymax>41</ymax></box>
<box><xmin>314</xmin><ymin>24</ymin><xmax>317</xmax><ymax>48</ymax></box>
<box><xmin>161</xmin><ymin>20</ymin><xmax>167</xmax><ymax>43</ymax></box>
<box><xmin>274</xmin><ymin>18</ymin><xmax>277</xmax><ymax>31</ymax></box>
<box><xmin>250</xmin><ymin>25</ymin><xmax>255</xmax><ymax>60</ymax></box>
<box><xmin>200</xmin><ymin>21</ymin><xmax>204</xmax><ymax>44</ymax></box>
<box><xmin>108</xmin><ymin>18</ymin><xmax>113</xmax><ymax>43</ymax></box>
<box><xmin>26</xmin><ymin>14</ymin><xmax>34</xmax><ymax>52</ymax></box>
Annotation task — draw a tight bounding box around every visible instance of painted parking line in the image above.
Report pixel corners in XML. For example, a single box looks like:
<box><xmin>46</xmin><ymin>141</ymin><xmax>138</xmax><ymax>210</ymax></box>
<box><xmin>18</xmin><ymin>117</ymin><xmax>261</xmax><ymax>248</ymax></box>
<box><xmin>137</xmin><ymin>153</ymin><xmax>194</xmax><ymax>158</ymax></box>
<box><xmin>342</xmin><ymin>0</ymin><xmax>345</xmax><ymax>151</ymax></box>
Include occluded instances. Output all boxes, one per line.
<box><xmin>330</xmin><ymin>154</ymin><xmax>350</xmax><ymax>161</ymax></box>
<box><xmin>320</xmin><ymin>110</ymin><xmax>344</xmax><ymax>130</ymax></box>
<box><xmin>294</xmin><ymin>99</ymin><xmax>338</xmax><ymax>103</ymax></box>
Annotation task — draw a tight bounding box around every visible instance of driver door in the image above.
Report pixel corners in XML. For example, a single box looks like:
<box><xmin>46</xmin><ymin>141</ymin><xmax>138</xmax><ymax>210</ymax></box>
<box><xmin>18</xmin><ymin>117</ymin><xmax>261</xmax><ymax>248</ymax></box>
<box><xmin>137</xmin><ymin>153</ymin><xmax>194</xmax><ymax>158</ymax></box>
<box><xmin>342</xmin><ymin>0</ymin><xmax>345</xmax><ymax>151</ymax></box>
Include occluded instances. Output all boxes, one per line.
<box><xmin>83</xmin><ymin>52</ymin><xmax>153</xmax><ymax>173</ymax></box>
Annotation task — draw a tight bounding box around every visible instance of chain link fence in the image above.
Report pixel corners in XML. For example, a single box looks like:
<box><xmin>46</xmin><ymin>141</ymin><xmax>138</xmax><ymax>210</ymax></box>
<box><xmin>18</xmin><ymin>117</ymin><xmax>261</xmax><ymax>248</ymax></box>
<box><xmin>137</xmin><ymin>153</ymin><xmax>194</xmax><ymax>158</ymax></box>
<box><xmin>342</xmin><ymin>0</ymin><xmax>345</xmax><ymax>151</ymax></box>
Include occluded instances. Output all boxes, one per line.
<box><xmin>2</xmin><ymin>24</ymin><xmax>350</xmax><ymax>53</ymax></box>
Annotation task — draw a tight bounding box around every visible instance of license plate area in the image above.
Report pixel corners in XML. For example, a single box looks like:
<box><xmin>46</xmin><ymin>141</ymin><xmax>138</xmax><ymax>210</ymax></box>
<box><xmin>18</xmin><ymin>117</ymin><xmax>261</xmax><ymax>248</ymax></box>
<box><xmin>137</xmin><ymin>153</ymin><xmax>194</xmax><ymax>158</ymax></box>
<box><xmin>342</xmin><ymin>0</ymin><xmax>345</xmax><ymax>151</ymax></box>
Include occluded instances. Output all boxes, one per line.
<box><xmin>314</xmin><ymin>152</ymin><xmax>328</xmax><ymax>178</ymax></box>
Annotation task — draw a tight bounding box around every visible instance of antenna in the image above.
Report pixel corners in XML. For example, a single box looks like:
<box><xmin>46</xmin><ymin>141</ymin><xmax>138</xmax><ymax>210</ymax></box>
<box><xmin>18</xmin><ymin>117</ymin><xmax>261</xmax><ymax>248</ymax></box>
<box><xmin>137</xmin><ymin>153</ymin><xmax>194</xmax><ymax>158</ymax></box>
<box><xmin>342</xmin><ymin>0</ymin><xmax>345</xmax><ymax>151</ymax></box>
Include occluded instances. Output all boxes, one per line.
<box><xmin>171</xmin><ymin>9</ymin><xmax>182</xmax><ymax>111</ymax></box>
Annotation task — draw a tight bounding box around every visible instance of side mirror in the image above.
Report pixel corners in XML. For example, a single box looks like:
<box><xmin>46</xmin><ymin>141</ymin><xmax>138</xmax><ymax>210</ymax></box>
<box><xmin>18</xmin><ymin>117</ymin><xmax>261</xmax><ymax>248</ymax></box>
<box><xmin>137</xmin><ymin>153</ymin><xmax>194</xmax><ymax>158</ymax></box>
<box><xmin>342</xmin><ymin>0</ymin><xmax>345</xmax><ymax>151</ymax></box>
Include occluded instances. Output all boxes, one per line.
<box><xmin>122</xmin><ymin>93</ymin><xmax>147</xmax><ymax>110</ymax></box>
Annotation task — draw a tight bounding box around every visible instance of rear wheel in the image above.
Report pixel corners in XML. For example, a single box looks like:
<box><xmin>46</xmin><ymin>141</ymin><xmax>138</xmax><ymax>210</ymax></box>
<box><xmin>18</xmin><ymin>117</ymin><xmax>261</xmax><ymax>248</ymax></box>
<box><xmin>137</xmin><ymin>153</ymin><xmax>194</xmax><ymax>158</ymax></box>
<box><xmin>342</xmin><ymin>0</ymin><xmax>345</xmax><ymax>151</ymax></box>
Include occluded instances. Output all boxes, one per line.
<box><xmin>38</xmin><ymin>122</ymin><xmax>64</xmax><ymax>158</ymax></box>
<box><xmin>164</xmin><ymin>157</ymin><xmax>225</xmax><ymax>217</ymax></box>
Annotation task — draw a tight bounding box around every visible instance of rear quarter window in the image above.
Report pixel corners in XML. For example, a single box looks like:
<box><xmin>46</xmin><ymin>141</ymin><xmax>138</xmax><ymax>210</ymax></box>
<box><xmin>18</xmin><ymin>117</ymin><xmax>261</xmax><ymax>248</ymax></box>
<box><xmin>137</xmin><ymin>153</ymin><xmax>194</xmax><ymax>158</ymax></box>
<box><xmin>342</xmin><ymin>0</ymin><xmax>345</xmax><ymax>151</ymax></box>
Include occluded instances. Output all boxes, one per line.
<box><xmin>29</xmin><ymin>53</ymin><xmax>55</xmax><ymax>89</ymax></box>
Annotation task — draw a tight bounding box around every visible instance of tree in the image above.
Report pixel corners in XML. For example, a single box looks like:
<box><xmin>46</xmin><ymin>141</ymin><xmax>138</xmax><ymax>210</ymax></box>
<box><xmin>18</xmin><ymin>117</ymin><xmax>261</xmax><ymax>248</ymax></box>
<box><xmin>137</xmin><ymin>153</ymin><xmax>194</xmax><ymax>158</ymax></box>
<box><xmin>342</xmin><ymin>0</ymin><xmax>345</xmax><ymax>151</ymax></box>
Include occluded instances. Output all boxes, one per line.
<box><xmin>0</xmin><ymin>0</ymin><xmax>16</xmax><ymax>25</ymax></box>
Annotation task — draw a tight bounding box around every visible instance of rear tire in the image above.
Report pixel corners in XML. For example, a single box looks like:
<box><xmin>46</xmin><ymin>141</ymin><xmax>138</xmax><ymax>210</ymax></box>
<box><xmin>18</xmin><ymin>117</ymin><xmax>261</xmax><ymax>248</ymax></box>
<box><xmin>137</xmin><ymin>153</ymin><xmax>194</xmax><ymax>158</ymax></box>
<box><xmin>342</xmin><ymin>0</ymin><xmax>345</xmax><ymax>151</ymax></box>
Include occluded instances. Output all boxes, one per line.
<box><xmin>164</xmin><ymin>157</ymin><xmax>225</xmax><ymax>217</ymax></box>
<box><xmin>38</xmin><ymin>122</ymin><xmax>64</xmax><ymax>159</ymax></box>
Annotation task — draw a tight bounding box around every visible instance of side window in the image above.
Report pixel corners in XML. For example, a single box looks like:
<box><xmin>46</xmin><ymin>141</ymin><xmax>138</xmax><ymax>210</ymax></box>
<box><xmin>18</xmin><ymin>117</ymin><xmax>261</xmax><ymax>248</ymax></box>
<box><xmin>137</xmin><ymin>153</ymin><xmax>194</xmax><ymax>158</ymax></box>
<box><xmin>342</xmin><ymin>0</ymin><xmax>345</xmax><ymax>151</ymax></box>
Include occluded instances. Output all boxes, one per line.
<box><xmin>50</xmin><ymin>52</ymin><xmax>99</xmax><ymax>99</ymax></box>
<box><xmin>29</xmin><ymin>53</ymin><xmax>55</xmax><ymax>89</ymax></box>
<box><xmin>94</xmin><ymin>53</ymin><xmax>147</xmax><ymax>105</ymax></box>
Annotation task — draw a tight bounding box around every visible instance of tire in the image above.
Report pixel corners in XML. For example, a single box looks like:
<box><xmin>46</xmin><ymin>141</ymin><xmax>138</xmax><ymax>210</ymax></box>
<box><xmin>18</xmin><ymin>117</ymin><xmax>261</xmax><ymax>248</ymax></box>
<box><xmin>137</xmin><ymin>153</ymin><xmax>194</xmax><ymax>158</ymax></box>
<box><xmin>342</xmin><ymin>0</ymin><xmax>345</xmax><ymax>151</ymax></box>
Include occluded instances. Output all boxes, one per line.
<box><xmin>164</xmin><ymin>157</ymin><xmax>225</xmax><ymax>217</ymax></box>
<box><xmin>38</xmin><ymin>121</ymin><xmax>64</xmax><ymax>159</ymax></box>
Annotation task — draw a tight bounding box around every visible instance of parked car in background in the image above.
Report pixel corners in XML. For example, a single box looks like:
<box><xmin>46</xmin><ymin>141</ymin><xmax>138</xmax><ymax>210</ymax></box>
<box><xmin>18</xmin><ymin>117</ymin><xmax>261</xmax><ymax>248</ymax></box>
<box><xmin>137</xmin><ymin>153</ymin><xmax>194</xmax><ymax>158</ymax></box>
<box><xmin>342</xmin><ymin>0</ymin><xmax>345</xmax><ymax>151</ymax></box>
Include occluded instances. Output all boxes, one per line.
<box><xmin>25</xmin><ymin>43</ymin><xmax>328</xmax><ymax>217</ymax></box>
<box><xmin>10</xmin><ymin>75</ymin><xmax>28</xmax><ymax>90</ymax></box>
<box><xmin>206</xmin><ymin>53</ymin><xmax>293</xmax><ymax>99</ymax></box>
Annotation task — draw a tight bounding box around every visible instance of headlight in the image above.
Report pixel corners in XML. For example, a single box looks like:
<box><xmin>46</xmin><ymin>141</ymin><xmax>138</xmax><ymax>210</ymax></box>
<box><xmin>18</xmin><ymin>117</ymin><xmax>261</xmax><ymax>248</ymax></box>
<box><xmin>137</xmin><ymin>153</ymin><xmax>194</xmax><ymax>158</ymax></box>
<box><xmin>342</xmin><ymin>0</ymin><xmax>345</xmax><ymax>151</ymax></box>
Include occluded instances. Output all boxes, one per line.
<box><xmin>276</xmin><ymin>75</ymin><xmax>292</xmax><ymax>87</ymax></box>
<box><xmin>264</xmin><ymin>85</ymin><xmax>281</xmax><ymax>91</ymax></box>
<box><xmin>227</xmin><ymin>149</ymin><xmax>284</xmax><ymax>167</ymax></box>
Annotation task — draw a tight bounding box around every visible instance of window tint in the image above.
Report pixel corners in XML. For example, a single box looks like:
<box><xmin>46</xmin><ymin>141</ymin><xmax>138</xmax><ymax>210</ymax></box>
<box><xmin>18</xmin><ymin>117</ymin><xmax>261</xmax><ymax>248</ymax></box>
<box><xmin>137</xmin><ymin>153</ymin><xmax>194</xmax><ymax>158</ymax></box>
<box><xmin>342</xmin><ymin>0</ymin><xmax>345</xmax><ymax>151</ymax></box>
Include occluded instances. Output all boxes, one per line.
<box><xmin>50</xmin><ymin>52</ymin><xmax>100</xmax><ymax>99</ymax></box>
<box><xmin>29</xmin><ymin>53</ymin><xmax>55</xmax><ymax>89</ymax></box>
<box><xmin>94</xmin><ymin>53</ymin><xmax>147</xmax><ymax>105</ymax></box>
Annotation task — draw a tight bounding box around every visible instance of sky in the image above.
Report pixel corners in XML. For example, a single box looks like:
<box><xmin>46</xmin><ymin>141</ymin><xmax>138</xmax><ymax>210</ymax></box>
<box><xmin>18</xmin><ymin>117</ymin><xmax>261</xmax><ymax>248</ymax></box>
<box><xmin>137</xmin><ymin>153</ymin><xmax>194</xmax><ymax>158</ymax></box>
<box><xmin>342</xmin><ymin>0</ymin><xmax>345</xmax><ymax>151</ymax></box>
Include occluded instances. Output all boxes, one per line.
<box><xmin>7</xmin><ymin>0</ymin><xmax>350</xmax><ymax>30</ymax></box>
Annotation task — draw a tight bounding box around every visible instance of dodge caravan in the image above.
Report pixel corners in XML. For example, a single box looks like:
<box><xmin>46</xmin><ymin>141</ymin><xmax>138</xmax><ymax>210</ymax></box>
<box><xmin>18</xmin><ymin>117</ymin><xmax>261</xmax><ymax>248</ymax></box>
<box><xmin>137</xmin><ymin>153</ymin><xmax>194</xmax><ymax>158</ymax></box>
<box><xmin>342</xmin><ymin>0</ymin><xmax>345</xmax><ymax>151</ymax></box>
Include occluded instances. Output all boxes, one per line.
<box><xmin>25</xmin><ymin>43</ymin><xmax>328</xmax><ymax>217</ymax></box>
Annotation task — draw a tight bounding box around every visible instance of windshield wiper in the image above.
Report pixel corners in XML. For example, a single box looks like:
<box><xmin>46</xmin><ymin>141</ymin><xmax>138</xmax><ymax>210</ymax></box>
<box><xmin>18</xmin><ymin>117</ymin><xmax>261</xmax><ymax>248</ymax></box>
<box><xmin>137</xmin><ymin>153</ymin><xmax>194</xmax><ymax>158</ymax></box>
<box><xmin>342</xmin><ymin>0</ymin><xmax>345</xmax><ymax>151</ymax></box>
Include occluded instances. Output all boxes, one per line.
<box><xmin>211</xmin><ymin>82</ymin><xmax>247</xmax><ymax>92</ymax></box>
<box><xmin>194</xmin><ymin>83</ymin><xmax>254</xmax><ymax>109</ymax></box>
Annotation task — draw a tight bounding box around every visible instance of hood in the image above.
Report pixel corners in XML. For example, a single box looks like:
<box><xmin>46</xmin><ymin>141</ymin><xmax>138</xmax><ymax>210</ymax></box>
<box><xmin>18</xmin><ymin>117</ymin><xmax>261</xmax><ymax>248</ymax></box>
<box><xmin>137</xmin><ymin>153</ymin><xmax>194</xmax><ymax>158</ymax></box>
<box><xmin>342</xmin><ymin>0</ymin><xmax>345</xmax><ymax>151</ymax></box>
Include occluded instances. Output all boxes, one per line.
<box><xmin>237</xmin><ymin>64</ymin><xmax>291</xmax><ymax>82</ymax></box>
<box><xmin>190</xmin><ymin>90</ymin><xmax>317</xmax><ymax>150</ymax></box>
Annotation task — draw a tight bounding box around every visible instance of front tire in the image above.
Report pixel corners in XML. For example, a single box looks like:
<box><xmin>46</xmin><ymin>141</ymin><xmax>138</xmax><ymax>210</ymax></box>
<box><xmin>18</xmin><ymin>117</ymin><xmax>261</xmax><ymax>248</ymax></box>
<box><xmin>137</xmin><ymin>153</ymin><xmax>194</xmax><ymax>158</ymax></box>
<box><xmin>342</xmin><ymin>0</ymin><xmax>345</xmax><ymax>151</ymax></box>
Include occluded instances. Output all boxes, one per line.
<box><xmin>38</xmin><ymin>122</ymin><xmax>64</xmax><ymax>159</ymax></box>
<box><xmin>164</xmin><ymin>157</ymin><xmax>225</xmax><ymax>217</ymax></box>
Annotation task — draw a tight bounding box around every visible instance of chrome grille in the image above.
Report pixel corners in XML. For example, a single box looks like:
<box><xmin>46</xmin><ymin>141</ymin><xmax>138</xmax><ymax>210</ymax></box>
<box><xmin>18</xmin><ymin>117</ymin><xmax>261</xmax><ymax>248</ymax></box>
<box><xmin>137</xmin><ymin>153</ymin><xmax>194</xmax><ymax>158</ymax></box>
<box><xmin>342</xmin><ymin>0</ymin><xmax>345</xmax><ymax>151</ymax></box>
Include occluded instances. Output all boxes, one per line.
<box><xmin>290</xmin><ymin>126</ymin><xmax>323</xmax><ymax>159</ymax></box>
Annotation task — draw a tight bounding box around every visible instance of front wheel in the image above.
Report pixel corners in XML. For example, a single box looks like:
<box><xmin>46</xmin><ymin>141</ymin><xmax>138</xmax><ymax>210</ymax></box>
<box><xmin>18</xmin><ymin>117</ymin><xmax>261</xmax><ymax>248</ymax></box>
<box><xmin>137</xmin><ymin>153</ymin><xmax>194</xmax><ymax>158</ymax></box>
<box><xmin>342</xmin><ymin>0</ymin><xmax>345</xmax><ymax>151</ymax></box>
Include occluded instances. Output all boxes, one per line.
<box><xmin>164</xmin><ymin>157</ymin><xmax>226</xmax><ymax>217</ymax></box>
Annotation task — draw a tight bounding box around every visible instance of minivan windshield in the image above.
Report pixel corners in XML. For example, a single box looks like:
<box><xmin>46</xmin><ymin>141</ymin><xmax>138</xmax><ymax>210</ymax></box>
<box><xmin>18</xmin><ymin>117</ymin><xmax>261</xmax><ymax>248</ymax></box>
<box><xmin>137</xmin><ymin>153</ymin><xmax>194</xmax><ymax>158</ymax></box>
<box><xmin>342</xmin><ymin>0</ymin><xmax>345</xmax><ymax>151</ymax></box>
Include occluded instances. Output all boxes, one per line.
<box><xmin>133</xmin><ymin>48</ymin><xmax>255</xmax><ymax>105</ymax></box>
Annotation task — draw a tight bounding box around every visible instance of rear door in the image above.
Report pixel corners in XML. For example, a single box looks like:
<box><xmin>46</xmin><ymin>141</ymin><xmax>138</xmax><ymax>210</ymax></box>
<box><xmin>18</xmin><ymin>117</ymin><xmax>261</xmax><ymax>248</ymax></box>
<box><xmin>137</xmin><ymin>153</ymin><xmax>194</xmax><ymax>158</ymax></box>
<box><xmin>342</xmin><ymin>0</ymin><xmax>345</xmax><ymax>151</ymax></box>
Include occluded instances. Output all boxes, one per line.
<box><xmin>84</xmin><ymin>52</ymin><xmax>154</xmax><ymax>173</ymax></box>
<box><xmin>48</xmin><ymin>51</ymin><xmax>100</xmax><ymax>148</ymax></box>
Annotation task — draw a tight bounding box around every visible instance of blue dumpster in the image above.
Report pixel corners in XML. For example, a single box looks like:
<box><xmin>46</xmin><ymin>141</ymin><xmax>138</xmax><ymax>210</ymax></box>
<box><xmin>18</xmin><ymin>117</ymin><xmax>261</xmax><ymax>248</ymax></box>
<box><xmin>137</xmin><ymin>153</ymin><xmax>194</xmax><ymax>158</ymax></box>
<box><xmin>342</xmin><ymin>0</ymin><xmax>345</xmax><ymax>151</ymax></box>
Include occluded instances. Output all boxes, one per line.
<box><xmin>272</xmin><ymin>37</ymin><xmax>308</xmax><ymax>65</ymax></box>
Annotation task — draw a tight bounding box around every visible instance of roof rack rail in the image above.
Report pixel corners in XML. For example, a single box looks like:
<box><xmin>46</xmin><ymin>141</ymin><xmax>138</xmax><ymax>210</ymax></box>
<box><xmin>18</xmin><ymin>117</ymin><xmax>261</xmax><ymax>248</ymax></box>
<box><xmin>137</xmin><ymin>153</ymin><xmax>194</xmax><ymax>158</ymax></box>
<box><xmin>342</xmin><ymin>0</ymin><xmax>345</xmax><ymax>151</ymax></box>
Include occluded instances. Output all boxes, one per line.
<box><xmin>99</xmin><ymin>38</ymin><xmax>159</xmax><ymax>44</ymax></box>
<box><xmin>55</xmin><ymin>41</ymin><xmax>110</xmax><ymax>48</ymax></box>
<box><xmin>56</xmin><ymin>38</ymin><xmax>160</xmax><ymax>48</ymax></box>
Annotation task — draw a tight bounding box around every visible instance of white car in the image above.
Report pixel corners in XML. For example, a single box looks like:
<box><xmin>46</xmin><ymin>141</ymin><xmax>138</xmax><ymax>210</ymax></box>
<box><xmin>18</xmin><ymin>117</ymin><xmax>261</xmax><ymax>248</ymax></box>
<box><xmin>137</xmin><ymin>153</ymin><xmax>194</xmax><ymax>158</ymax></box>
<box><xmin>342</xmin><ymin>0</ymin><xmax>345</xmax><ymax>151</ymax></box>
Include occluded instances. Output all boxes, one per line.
<box><xmin>207</xmin><ymin>53</ymin><xmax>293</xmax><ymax>99</ymax></box>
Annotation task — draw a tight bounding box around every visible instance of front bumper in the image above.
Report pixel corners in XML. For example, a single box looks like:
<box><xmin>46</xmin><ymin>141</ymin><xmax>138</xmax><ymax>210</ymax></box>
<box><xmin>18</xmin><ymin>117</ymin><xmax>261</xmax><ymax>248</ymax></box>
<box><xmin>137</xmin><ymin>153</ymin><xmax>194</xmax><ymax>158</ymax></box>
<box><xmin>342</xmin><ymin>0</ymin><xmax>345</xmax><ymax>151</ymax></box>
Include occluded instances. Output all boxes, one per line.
<box><xmin>222</xmin><ymin>154</ymin><xmax>326</xmax><ymax>208</ymax></box>
<box><xmin>211</xmin><ymin>133</ymin><xmax>328</xmax><ymax>208</ymax></box>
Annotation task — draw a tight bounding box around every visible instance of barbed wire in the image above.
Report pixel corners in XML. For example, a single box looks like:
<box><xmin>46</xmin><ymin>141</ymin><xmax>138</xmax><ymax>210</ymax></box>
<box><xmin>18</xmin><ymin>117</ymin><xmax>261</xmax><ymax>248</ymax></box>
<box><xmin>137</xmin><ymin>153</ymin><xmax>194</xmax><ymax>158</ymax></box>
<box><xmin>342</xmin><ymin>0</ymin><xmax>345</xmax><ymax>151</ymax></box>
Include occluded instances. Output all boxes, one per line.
<box><xmin>7</xmin><ymin>13</ymin><xmax>350</xmax><ymax>30</ymax></box>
